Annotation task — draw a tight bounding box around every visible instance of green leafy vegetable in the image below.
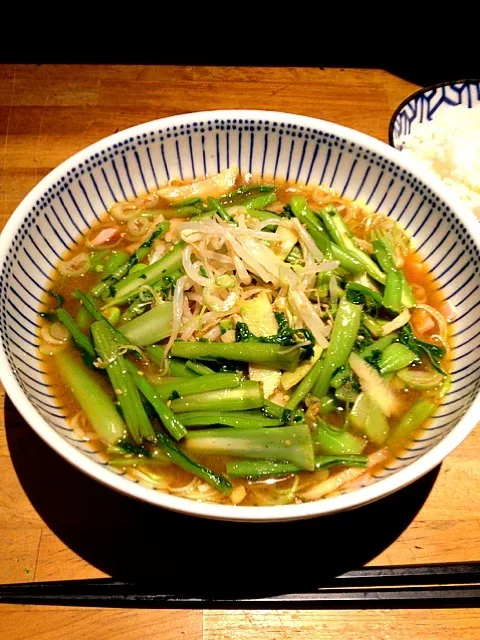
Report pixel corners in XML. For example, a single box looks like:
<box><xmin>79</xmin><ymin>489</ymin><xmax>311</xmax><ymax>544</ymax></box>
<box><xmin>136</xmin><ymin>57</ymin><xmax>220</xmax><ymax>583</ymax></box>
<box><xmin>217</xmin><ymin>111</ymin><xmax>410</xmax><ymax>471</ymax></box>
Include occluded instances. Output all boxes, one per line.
<box><xmin>235</xmin><ymin>311</ymin><xmax>315</xmax><ymax>361</ymax></box>
<box><xmin>48</xmin><ymin>290</ymin><xmax>65</xmax><ymax>308</ymax></box>
<box><xmin>220</xmin><ymin>184</ymin><xmax>276</xmax><ymax>206</ymax></box>
<box><xmin>280</xmin><ymin>203</ymin><xmax>294</xmax><ymax>218</ymax></box>
<box><xmin>354</xmin><ymin>325</ymin><xmax>375</xmax><ymax>351</ymax></box>
<box><xmin>363</xmin><ymin>349</ymin><xmax>383</xmax><ymax>372</ymax></box>
<box><xmin>345</xmin><ymin>286</ymin><xmax>366</xmax><ymax>306</ymax></box>
<box><xmin>398</xmin><ymin>324</ymin><xmax>447</xmax><ymax>375</ymax></box>
<box><xmin>55</xmin><ymin>307</ymin><xmax>97</xmax><ymax>367</ymax></box>
<box><xmin>91</xmin><ymin>221</ymin><xmax>170</xmax><ymax>298</ymax></box>
<box><xmin>107</xmin><ymin>440</ymin><xmax>151</xmax><ymax>457</ymax></box>
<box><xmin>155</xmin><ymin>432</ymin><xmax>232</xmax><ymax>495</ymax></box>
<box><xmin>55</xmin><ymin>350</ymin><xmax>126</xmax><ymax>446</ymax></box>
<box><xmin>207</xmin><ymin>197</ymin><xmax>235</xmax><ymax>223</ymax></box>
<box><xmin>285</xmin><ymin>244</ymin><xmax>303</xmax><ymax>264</ymax></box>
<box><xmin>226</xmin><ymin>455</ymin><xmax>368</xmax><ymax>478</ymax></box>
<box><xmin>346</xmin><ymin>282</ymin><xmax>382</xmax><ymax>309</ymax></box>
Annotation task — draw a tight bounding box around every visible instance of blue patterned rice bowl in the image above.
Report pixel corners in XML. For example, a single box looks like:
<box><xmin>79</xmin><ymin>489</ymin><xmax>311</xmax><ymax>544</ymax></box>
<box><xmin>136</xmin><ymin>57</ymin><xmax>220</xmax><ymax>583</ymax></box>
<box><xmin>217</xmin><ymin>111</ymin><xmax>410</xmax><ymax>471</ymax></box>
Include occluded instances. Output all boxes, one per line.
<box><xmin>389</xmin><ymin>79</ymin><xmax>480</xmax><ymax>148</ymax></box>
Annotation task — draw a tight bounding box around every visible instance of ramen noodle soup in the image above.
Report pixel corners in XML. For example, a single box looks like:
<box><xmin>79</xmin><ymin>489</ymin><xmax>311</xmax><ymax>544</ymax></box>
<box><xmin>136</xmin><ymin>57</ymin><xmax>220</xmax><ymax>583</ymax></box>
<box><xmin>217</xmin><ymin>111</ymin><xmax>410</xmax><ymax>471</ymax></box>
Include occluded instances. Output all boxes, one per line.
<box><xmin>39</xmin><ymin>167</ymin><xmax>454</xmax><ymax>506</ymax></box>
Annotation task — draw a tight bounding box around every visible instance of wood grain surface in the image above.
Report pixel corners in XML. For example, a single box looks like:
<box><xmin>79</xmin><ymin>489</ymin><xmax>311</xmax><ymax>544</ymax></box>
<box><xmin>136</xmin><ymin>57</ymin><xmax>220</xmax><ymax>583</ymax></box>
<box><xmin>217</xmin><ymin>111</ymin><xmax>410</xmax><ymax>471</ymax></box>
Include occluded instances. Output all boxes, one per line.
<box><xmin>1</xmin><ymin>64</ymin><xmax>479</xmax><ymax>639</ymax></box>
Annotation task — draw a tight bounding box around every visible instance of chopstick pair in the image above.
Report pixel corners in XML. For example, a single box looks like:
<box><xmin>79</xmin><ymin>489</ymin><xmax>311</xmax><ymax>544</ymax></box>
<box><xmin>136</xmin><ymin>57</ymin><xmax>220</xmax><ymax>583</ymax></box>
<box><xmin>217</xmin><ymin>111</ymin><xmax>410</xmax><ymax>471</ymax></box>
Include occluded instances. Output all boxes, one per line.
<box><xmin>1</xmin><ymin>562</ymin><xmax>479</xmax><ymax>608</ymax></box>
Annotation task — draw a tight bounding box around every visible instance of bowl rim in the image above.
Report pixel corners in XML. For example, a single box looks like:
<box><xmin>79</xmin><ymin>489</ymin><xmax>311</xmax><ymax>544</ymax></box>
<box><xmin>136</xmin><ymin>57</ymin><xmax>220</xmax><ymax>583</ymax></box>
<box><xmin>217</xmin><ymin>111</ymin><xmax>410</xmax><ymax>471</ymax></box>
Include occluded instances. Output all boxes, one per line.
<box><xmin>387</xmin><ymin>78</ymin><xmax>480</xmax><ymax>147</ymax></box>
<box><xmin>2</xmin><ymin>108</ymin><xmax>480</xmax><ymax>522</ymax></box>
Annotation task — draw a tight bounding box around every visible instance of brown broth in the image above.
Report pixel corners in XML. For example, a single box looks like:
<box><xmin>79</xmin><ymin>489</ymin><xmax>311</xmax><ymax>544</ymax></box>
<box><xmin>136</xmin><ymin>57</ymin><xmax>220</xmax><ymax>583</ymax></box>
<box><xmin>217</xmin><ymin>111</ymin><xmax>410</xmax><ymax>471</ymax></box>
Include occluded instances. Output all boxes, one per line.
<box><xmin>39</xmin><ymin>175</ymin><xmax>453</xmax><ymax>506</ymax></box>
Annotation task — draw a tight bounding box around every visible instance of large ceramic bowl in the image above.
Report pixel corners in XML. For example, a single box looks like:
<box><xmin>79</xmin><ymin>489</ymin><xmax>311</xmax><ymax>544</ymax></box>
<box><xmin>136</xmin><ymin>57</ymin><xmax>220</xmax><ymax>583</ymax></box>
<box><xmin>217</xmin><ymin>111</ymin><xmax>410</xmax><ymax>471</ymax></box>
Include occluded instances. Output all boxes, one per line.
<box><xmin>1</xmin><ymin>110</ymin><xmax>480</xmax><ymax>522</ymax></box>
<box><xmin>389</xmin><ymin>79</ymin><xmax>480</xmax><ymax>148</ymax></box>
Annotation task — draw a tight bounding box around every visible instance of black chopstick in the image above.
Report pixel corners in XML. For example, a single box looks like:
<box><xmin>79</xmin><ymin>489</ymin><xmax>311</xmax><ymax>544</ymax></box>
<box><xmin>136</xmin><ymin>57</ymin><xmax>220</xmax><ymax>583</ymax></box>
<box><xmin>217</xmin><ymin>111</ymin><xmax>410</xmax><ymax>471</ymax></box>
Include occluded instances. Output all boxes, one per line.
<box><xmin>335</xmin><ymin>562</ymin><xmax>480</xmax><ymax>586</ymax></box>
<box><xmin>1</xmin><ymin>562</ymin><xmax>480</xmax><ymax>608</ymax></box>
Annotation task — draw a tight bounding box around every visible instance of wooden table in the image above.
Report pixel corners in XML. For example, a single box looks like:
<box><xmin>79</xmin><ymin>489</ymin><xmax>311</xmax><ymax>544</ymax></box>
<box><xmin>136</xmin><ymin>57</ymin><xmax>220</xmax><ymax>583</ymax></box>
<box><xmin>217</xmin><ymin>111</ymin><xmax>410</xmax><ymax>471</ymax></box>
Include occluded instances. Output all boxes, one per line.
<box><xmin>1</xmin><ymin>65</ymin><xmax>479</xmax><ymax>639</ymax></box>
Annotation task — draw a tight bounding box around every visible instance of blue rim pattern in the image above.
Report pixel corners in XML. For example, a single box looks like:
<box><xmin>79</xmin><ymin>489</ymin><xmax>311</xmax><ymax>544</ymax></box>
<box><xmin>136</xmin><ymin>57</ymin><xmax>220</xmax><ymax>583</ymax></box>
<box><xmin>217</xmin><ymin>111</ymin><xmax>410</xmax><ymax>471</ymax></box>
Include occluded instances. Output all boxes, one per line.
<box><xmin>2</xmin><ymin>114</ymin><xmax>480</xmax><ymax>495</ymax></box>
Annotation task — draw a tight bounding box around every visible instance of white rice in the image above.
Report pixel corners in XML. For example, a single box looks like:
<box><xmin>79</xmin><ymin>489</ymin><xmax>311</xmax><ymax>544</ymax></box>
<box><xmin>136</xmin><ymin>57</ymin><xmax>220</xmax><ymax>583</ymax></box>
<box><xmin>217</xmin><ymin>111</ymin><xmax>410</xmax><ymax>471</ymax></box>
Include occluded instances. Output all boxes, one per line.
<box><xmin>398</xmin><ymin>105</ymin><xmax>480</xmax><ymax>216</ymax></box>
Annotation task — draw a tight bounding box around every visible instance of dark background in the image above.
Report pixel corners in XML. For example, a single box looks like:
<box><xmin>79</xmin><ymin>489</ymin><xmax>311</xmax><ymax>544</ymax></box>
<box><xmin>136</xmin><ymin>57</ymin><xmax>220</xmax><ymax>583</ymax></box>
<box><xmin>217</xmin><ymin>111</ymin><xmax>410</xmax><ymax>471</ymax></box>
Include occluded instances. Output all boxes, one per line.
<box><xmin>0</xmin><ymin>37</ymin><xmax>477</xmax><ymax>88</ymax></box>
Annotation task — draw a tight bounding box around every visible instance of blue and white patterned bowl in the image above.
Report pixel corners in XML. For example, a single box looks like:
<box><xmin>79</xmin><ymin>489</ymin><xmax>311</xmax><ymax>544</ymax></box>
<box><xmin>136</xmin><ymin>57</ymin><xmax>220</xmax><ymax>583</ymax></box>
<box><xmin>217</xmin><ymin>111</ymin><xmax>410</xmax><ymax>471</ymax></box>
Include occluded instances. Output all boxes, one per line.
<box><xmin>389</xmin><ymin>79</ymin><xmax>480</xmax><ymax>148</ymax></box>
<box><xmin>1</xmin><ymin>110</ymin><xmax>480</xmax><ymax>522</ymax></box>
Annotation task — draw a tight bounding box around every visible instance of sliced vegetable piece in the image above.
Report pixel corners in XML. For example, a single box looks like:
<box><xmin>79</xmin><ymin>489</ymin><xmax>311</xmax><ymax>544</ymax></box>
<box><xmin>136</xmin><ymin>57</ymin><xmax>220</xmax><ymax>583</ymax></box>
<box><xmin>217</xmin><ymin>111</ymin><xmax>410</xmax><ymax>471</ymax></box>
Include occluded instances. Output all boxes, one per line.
<box><xmin>318</xmin><ymin>395</ymin><xmax>337</xmax><ymax>414</ymax></box>
<box><xmin>262</xmin><ymin>399</ymin><xmax>304</xmax><ymax>423</ymax></box>
<box><xmin>240</xmin><ymin>292</ymin><xmax>282</xmax><ymax>399</ymax></box>
<box><xmin>373</xmin><ymin>237</ymin><xmax>415</xmax><ymax>308</ymax></box>
<box><xmin>362</xmin><ymin>315</ymin><xmax>388</xmax><ymax>337</ymax></box>
<box><xmin>383</xmin><ymin>271</ymin><xmax>403</xmax><ymax>314</ymax></box>
<box><xmin>298</xmin><ymin>449</ymin><xmax>388</xmax><ymax>501</ymax></box>
<box><xmin>120</xmin><ymin>302</ymin><xmax>173</xmax><ymax>347</ymax></box>
<box><xmin>168</xmin><ymin>358</ymin><xmax>199</xmax><ymax>377</ymax></box>
<box><xmin>334</xmin><ymin>382</ymin><xmax>359</xmax><ymax>404</ymax></box>
<box><xmin>346</xmin><ymin>282</ymin><xmax>383</xmax><ymax>307</ymax></box>
<box><xmin>286</xmin><ymin>359</ymin><xmax>323</xmax><ymax>411</ymax></box>
<box><xmin>349</xmin><ymin>393</ymin><xmax>389</xmax><ymax>446</ymax></box>
<box><xmin>91</xmin><ymin>320</ymin><xmax>156</xmax><ymax>444</ymax></box>
<box><xmin>287</xmin><ymin>289</ymin><xmax>329</xmax><ymax>349</ymax></box>
<box><xmin>55</xmin><ymin>351</ymin><xmax>125</xmax><ymax>445</ymax></box>
<box><xmin>241</xmin><ymin>192</ymin><xmax>277</xmax><ymax>210</ymax></box>
<box><xmin>313</xmin><ymin>422</ymin><xmax>366</xmax><ymax>455</ymax></box>
<box><xmin>91</xmin><ymin>221</ymin><xmax>170</xmax><ymax>298</ymax></box>
<box><xmin>156</xmin><ymin>167</ymin><xmax>239</xmax><ymax>203</ymax></box>
<box><xmin>359</xmin><ymin>334</ymin><xmax>397</xmax><ymax>359</ymax></box>
<box><xmin>169</xmin><ymin>381</ymin><xmax>264</xmax><ymax>413</ymax></box>
<box><xmin>153</xmin><ymin>372</ymin><xmax>242</xmax><ymax>400</ymax></box>
<box><xmin>227</xmin><ymin>455</ymin><xmax>368</xmax><ymax>478</ymax></box>
<box><xmin>155</xmin><ymin>432</ymin><xmax>232</xmax><ymax>494</ymax></box>
<box><xmin>396</xmin><ymin>368</ymin><xmax>444</xmax><ymax>390</ymax></box>
<box><xmin>170</xmin><ymin>341</ymin><xmax>301</xmax><ymax>372</ymax></box>
<box><xmin>272</xmin><ymin>226</ymin><xmax>300</xmax><ymax>260</ymax></box>
<box><xmin>312</xmin><ymin>297</ymin><xmax>363</xmax><ymax>398</ymax></box>
<box><xmin>124</xmin><ymin>361</ymin><xmax>187</xmax><ymax>441</ymax></box>
<box><xmin>146</xmin><ymin>344</ymin><xmax>166</xmax><ymax>367</ymax></box>
<box><xmin>185</xmin><ymin>423</ymin><xmax>315</xmax><ymax>471</ymax></box>
<box><xmin>185</xmin><ymin>361</ymin><xmax>215</xmax><ymax>375</ymax></box>
<box><xmin>281</xmin><ymin>345</ymin><xmax>323</xmax><ymax>391</ymax></box>
<box><xmin>379</xmin><ymin>343</ymin><xmax>418</xmax><ymax>375</ymax></box>
<box><xmin>349</xmin><ymin>352</ymin><xmax>400</xmax><ymax>417</ymax></box>
<box><xmin>55</xmin><ymin>308</ymin><xmax>96</xmax><ymax>364</ymax></box>
<box><xmin>207</xmin><ymin>196</ymin><xmax>235</xmax><ymax>223</ymax></box>
<box><xmin>381</xmin><ymin>308</ymin><xmax>411</xmax><ymax>336</ymax></box>
<box><xmin>176</xmin><ymin>411</ymin><xmax>283</xmax><ymax>428</ymax></box>
<box><xmin>319</xmin><ymin>205</ymin><xmax>386</xmax><ymax>284</ymax></box>
<box><xmin>389</xmin><ymin>399</ymin><xmax>437</xmax><ymax>447</ymax></box>
<box><xmin>330</xmin><ymin>364</ymin><xmax>352</xmax><ymax>390</ymax></box>
<box><xmin>102</xmin><ymin>241</ymin><xmax>185</xmax><ymax>308</ymax></box>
